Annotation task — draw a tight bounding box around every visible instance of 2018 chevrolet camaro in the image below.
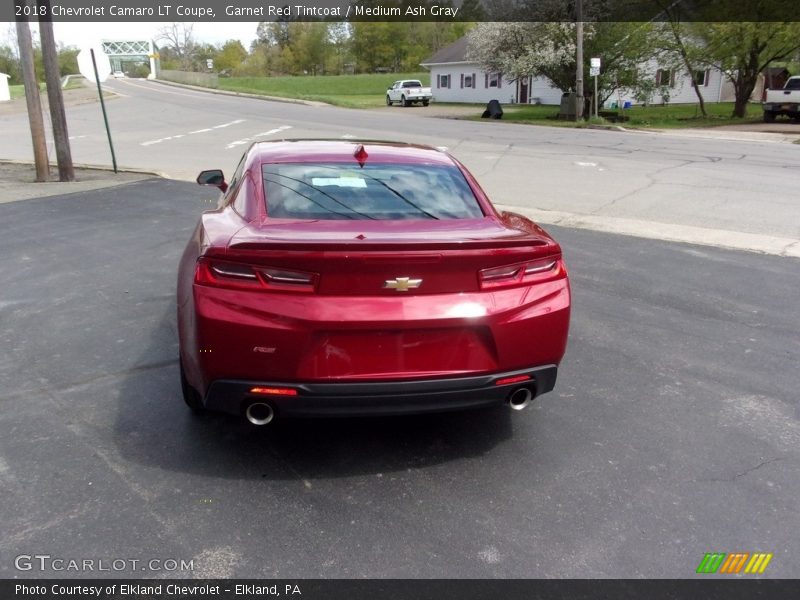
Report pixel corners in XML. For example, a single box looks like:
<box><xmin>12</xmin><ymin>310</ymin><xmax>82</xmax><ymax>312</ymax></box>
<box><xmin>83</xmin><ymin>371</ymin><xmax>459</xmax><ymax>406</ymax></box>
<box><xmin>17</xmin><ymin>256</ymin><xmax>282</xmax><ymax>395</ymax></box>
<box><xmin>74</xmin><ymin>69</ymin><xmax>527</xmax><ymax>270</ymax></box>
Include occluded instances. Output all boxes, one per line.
<box><xmin>177</xmin><ymin>140</ymin><xmax>570</xmax><ymax>425</ymax></box>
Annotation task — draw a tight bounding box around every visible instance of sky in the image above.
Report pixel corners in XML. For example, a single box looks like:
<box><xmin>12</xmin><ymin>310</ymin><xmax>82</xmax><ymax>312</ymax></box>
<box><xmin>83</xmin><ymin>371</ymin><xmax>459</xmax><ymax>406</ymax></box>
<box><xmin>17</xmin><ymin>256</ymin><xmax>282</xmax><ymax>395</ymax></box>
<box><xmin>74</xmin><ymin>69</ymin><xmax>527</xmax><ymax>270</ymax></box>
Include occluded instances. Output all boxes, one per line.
<box><xmin>2</xmin><ymin>21</ymin><xmax>262</xmax><ymax>50</ymax></box>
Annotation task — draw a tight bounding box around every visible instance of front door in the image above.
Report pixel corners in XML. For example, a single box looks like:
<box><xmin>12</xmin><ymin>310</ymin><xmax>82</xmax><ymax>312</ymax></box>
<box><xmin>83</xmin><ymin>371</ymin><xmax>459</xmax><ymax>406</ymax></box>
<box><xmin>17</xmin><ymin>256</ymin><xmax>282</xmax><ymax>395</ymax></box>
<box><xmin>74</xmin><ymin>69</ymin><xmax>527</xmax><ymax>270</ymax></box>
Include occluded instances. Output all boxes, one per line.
<box><xmin>518</xmin><ymin>77</ymin><xmax>529</xmax><ymax>104</ymax></box>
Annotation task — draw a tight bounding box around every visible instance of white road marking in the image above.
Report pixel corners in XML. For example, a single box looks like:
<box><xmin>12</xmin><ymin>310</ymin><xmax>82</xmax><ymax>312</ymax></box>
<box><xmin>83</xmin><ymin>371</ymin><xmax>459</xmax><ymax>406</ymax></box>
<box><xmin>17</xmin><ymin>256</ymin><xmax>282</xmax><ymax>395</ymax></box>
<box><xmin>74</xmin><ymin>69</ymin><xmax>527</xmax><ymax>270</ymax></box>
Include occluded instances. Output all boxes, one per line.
<box><xmin>225</xmin><ymin>125</ymin><xmax>292</xmax><ymax>150</ymax></box>
<box><xmin>115</xmin><ymin>78</ymin><xmax>218</xmax><ymax>100</ymax></box>
<box><xmin>100</xmin><ymin>86</ymin><xmax>129</xmax><ymax>98</ymax></box>
<box><xmin>213</xmin><ymin>119</ymin><xmax>245</xmax><ymax>129</ymax></box>
<box><xmin>68</xmin><ymin>135</ymin><xmax>87</xmax><ymax>140</ymax></box>
<box><xmin>340</xmin><ymin>134</ymin><xmax>357</xmax><ymax>139</ymax></box>
<box><xmin>575</xmin><ymin>161</ymin><xmax>598</xmax><ymax>167</ymax></box>
<box><xmin>141</xmin><ymin>120</ymin><xmax>247</xmax><ymax>146</ymax></box>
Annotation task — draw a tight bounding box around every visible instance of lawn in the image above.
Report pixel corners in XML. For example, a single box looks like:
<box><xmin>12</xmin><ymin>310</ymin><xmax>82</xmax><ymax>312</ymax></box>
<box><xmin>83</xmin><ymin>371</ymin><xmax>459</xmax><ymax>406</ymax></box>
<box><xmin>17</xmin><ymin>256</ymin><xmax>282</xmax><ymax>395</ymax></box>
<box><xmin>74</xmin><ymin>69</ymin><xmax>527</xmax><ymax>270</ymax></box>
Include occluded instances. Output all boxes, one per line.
<box><xmin>217</xmin><ymin>74</ymin><xmax>764</xmax><ymax>127</ymax></box>
<box><xmin>497</xmin><ymin>101</ymin><xmax>764</xmax><ymax>129</ymax></box>
<box><xmin>8</xmin><ymin>77</ymin><xmax>86</xmax><ymax>100</ymax></box>
<box><xmin>9</xmin><ymin>84</ymin><xmax>27</xmax><ymax>100</ymax></box>
<box><xmin>218</xmin><ymin>72</ymin><xmax>430</xmax><ymax>108</ymax></box>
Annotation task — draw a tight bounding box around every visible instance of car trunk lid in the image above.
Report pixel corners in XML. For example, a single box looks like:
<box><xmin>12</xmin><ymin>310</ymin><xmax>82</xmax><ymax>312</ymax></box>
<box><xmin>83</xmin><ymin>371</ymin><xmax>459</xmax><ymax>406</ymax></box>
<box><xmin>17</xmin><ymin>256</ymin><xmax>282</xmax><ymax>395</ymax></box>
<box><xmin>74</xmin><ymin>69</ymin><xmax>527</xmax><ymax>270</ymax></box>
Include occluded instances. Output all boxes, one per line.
<box><xmin>219</xmin><ymin>218</ymin><xmax>558</xmax><ymax>296</ymax></box>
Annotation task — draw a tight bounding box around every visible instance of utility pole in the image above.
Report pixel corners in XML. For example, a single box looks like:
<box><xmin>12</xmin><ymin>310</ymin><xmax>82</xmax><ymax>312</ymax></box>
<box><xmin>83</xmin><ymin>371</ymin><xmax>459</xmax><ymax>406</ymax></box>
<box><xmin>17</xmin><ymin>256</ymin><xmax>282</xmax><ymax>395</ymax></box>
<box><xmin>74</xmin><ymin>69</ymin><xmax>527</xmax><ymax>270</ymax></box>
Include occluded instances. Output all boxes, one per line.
<box><xmin>15</xmin><ymin>18</ymin><xmax>49</xmax><ymax>182</ymax></box>
<box><xmin>575</xmin><ymin>0</ymin><xmax>584</xmax><ymax>121</ymax></box>
<box><xmin>39</xmin><ymin>0</ymin><xmax>74</xmax><ymax>182</ymax></box>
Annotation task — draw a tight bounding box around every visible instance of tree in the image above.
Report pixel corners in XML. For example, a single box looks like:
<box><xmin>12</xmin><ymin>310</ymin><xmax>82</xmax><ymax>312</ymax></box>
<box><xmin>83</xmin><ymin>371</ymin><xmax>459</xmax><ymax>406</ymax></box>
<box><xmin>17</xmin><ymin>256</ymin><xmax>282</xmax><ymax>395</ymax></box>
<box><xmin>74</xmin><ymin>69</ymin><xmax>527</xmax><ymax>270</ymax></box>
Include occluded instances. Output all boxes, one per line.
<box><xmin>466</xmin><ymin>22</ymin><xmax>655</xmax><ymax>106</ymax></box>
<box><xmin>652</xmin><ymin>17</ymin><xmax>709</xmax><ymax>117</ymax></box>
<box><xmin>57</xmin><ymin>45</ymin><xmax>79</xmax><ymax>75</ymax></box>
<box><xmin>214</xmin><ymin>40</ymin><xmax>248</xmax><ymax>73</ymax></box>
<box><xmin>0</xmin><ymin>44</ymin><xmax>22</xmax><ymax>84</ymax></box>
<box><xmin>157</xmin><ymin>23</ymin><xmax>197</xmax><ymax>70</ymax></box>
<box><xmin>351</xmin><ymin>22</ymin><xmax>396</xmax><ymax>72</ymax></box>
<box><xmin>689</xmin><ymin>22</ymin><xmax>800</xmax><ymax>118</ymax></box>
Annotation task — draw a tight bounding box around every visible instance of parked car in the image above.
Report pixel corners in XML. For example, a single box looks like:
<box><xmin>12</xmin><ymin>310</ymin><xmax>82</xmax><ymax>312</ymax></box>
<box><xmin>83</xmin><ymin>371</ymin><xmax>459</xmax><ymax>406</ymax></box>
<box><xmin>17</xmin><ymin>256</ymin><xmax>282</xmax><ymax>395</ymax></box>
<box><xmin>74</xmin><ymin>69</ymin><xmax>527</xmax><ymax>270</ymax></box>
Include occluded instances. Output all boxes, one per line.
<box><xmin>177</xmin><ymin>140</ymin><xmax>570</xmax><ymax>425</ymax></box>
<box><xmin>386</xmin><ymin>80</ymin><xmax>433</xmax><ymax>107</ymax></box>
<box><xmin>763</xmin><ymin>75</ymin><xmax>800</xmax><ymax>122</ymax></box>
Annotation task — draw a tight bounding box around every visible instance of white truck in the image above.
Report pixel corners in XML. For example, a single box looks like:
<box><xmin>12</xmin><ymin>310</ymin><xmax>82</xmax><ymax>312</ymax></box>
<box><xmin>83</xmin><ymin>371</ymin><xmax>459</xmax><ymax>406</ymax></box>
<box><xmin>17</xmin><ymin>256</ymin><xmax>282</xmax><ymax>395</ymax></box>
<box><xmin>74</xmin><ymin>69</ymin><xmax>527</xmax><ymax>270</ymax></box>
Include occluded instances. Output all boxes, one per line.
<box><xmin>386</xmin><ymin>80</ymin><xmax>432</xmax><ymax>107</ymax></box>
<box><xmin>763</xmin><ymin>76</ymin><xmax>800</xmax><ymax>122</ymax></box>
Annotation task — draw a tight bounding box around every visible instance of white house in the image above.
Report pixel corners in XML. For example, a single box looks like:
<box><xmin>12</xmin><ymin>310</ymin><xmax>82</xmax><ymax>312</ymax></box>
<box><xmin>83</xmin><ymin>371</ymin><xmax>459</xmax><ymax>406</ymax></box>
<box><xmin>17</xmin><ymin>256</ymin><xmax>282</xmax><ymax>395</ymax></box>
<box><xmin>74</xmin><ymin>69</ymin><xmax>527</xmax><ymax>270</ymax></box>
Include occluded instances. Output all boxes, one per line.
<box><xmin>421</xmin><ymin>36</ymin><xmax>739</xmax><ymax>107</ymax></box>
<box><xmin>0</xmin><ymin>72</ymin><xmax>10</xmax><ymax>103</ymax></box>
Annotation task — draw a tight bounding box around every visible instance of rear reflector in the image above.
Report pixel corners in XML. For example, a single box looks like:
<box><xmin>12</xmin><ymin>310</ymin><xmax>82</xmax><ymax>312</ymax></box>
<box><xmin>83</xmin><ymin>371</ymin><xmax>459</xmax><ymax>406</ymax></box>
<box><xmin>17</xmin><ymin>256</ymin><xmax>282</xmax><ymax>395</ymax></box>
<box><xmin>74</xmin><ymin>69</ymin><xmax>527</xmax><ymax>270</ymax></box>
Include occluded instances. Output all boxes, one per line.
<box><xmin>495</xmin><ymin>375</ymin><xmax>532</xmax><ymax>386</ymax></box>
<box><xmin>249</xmin><ymin>387</ymin><xmax>298</xmax><ymax>396</ymax></box>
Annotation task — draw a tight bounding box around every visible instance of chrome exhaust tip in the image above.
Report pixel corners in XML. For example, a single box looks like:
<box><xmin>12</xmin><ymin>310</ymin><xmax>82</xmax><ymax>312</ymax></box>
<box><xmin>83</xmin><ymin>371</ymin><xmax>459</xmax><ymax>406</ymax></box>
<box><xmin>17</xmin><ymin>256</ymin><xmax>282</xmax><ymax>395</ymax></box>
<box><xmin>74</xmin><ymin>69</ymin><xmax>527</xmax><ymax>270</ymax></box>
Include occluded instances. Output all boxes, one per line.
<box><xmin>507</xmin><ymin>387</ymin><xmax>533</xmax><ymax>411</ymax></box>
<box><xmin>246</xmin><ymin>402</ymin><xmax>274</xmax><ymax>426</ymax></box>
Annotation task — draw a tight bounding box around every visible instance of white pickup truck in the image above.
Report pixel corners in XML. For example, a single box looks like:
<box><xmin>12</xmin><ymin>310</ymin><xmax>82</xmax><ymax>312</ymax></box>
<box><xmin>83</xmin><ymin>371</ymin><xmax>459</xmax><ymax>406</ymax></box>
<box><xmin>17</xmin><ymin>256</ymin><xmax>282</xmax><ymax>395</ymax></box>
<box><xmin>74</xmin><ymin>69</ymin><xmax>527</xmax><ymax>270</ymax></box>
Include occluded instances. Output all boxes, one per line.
<box><xmin>386</xmin><ymin>80</ymin><xmax>432</xmax><ymax>107</ymax></box>
<box><xmin>763</xmin><ymin>76</ymin><xmax>800</xmax><ymax>122</ymax></box>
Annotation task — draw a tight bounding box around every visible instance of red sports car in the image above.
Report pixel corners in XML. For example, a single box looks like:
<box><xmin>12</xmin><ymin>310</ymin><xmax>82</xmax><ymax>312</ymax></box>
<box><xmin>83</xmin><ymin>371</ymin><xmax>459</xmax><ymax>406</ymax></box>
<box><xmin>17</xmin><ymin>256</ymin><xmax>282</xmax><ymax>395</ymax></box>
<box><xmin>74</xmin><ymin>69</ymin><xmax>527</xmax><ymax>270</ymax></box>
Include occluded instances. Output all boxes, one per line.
<box><xmin>177</xmin><ymin>140</ymin><xmax>570</xmax><ymax>425</ymax></box>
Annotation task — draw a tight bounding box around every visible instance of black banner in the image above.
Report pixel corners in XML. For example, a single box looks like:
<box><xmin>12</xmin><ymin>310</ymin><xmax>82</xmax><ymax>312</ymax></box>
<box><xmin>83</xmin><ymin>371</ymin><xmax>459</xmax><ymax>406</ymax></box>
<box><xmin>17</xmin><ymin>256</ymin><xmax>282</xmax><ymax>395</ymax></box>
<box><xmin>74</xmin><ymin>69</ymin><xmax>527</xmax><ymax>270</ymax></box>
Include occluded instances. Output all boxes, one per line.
<box><xmin>3</xmin><ymin>579</ymin><xmax>800</xmax><ymax>600</ymax></box>
<box><xmin>7</xmin><ymin>0</ymin><xmax>800</xmax><ymax>23</ymax></box>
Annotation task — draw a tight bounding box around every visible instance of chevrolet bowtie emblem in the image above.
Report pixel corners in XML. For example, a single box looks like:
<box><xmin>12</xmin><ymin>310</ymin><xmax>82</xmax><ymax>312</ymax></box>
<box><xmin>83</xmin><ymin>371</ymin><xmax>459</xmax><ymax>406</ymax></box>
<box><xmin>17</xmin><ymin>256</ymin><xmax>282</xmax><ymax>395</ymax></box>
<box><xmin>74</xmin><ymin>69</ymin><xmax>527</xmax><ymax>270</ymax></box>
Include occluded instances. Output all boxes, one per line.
<box><xmin>383</xmin><ymin>277</ymin><xmax>423</xmax><ymax>292</ymax></box>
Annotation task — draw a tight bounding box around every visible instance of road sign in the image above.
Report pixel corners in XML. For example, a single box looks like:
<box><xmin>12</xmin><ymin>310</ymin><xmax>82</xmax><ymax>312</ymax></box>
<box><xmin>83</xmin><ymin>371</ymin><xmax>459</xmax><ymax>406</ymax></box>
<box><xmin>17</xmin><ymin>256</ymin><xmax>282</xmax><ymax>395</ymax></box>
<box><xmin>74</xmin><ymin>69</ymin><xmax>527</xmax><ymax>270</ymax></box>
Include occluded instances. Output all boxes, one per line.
<box><xmin>206</xmin><ymin>59</ymin><xmax>214</xmax><ymax>70</ymax></box>
<box><xmin>590</xmin><ymin>57</ymin><xmax>601</xmax><ymax>68</ymax></box>
<box><xmin>77</xmin><ymin>46</ymin><xmax>110</xmax><ymax>83</ymax></box>
<box><xmin>590</xmin><ymin>66</ymin><xmax>600</xmax><ymax>77</ymax></box>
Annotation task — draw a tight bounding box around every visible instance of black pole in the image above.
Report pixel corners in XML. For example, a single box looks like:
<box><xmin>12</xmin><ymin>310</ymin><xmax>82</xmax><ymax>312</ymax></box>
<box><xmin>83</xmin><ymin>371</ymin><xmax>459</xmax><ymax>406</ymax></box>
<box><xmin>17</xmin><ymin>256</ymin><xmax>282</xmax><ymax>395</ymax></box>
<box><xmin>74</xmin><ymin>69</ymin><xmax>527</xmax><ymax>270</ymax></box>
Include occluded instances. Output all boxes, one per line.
<box><xmin>90</xmin><ymin>49</ymin><xmax>118</xmax><ymax>173</ymax></box>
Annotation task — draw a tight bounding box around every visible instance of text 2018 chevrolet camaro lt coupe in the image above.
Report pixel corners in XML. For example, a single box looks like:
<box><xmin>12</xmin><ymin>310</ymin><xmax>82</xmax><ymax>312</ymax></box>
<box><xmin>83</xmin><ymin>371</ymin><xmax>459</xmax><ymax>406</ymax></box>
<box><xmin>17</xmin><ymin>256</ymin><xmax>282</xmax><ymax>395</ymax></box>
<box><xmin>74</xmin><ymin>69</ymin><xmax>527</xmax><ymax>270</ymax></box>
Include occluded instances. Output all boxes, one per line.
<box><xmin>177</xmin><ymin>140</ymin><xmax>570</xmax><ymax>425</ymax></box>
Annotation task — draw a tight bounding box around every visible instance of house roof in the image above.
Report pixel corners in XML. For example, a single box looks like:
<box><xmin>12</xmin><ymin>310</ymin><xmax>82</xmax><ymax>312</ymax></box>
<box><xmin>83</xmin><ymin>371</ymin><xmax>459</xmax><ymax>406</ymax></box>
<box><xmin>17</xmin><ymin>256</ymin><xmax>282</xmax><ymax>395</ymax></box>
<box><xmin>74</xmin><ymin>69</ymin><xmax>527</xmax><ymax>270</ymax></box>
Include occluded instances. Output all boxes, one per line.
<box><xmin>421</xmin><ymin>37</ymin><xmax>469</xmax><ymax>66</ymax></box>
<box><xmin>763</xmin><ymin>66</ymin><xmax>790</xmax><ymax>76</ymax></box>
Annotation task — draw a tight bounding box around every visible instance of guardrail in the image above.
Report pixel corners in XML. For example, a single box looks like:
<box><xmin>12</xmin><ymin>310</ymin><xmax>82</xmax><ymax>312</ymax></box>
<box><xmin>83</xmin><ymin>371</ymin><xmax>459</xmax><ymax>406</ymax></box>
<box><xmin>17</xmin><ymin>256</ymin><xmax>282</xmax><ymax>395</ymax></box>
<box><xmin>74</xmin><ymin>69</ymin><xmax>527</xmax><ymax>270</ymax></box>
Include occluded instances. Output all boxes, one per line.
<box><xmin>158</xmin><ymin>70</ymin><xmax>218</xmax><ymax>89</ymax></box>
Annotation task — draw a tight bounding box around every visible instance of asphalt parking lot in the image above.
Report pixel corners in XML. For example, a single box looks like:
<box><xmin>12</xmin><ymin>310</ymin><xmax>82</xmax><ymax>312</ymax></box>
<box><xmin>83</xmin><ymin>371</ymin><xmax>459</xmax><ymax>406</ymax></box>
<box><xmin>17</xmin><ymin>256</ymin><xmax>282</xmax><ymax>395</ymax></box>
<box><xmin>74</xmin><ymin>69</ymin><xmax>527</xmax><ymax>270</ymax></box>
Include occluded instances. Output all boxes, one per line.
<box><xmin>1</xmin><ymin>179</ymin><xmax>798</xmax><ymax>578</ymax></box>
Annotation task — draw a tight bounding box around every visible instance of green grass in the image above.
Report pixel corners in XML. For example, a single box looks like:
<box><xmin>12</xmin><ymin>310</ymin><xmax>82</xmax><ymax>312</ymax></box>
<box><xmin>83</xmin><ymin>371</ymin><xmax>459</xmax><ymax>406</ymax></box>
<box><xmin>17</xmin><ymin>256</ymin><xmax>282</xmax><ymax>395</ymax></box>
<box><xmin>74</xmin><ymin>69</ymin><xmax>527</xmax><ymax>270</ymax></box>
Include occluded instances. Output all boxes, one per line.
<box><xmin>9</xmin><ymin>84</ymin><xmax>26</xmax><ymax>100</ymax></box>
<box><xmin>218</xmin><ymin>72</ymin><xmax>430</xmax><ymax>108</ymax></box>
<box><xmin>176</xmin><ymin>71</ymin><xmax>769</xmax><ymax>128</ymax></box>
<box><xmin>8</xmin><ymin>77</ymin><xmax>86</xmax><ymax>100</ymax></box>
<box><xmin>496</xmin><ymin>102</ymin><xmax>764</xmax><ymax>129</ymax></box>
<box><xmin>63</xmin><ymin>77</ymin><xmax>86</xmax><ymax>91</ymax></box>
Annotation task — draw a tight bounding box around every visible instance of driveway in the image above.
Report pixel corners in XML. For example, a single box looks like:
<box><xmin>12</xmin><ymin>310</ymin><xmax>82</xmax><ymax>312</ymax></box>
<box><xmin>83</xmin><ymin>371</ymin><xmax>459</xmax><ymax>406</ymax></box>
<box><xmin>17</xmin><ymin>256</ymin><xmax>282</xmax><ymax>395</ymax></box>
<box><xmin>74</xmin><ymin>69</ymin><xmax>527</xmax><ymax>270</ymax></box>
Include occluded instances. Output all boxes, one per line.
<box><xmin>1</xmin><ymin>180</ymin><xmax>797</xmax><ymax>578</ymax></box>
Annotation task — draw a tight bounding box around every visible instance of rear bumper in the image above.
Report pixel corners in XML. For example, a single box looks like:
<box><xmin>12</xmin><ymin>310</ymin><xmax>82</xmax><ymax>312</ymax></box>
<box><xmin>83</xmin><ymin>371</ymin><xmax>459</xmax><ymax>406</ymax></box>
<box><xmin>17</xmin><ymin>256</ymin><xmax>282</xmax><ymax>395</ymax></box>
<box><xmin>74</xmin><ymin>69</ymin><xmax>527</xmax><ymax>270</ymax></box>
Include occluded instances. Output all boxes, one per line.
<box><xmin>763</xmin><ymin>102</ymin><xmax>800</xmax><ymax>111</ymax></box>
<box><xmin>203</xmin><ymin>365</ymin><xmax>557</xmax><ymax>418</ymax></box>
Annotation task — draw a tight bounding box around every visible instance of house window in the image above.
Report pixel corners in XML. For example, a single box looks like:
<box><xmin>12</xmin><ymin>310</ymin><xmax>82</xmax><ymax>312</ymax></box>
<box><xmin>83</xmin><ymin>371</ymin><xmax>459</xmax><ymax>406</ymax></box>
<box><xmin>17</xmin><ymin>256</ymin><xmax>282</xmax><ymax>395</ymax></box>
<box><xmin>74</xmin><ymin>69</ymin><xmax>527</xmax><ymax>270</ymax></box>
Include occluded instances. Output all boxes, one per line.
<box><xmin>655</xmin><ymin>69</ymin><xmax>675</xmax><ymax>87</ymax></box>
<box><xmin>693</xmin><ymin>69</ymin><xmax>711</xmax><ymax>87</ymax></box>
<box><xmin>464</xmin><ymin>74</ymin><xmax>473</xmax><ymax>88</ymax></box>
<box><xmin>488</xmin><ymin>73</ymin><xmax>501</xmax><ymax>88</ymax></box>
<box><xmin>438</xmin><ymin>74</ymin><xmax>450</xmax><ymax>89</ymax></box>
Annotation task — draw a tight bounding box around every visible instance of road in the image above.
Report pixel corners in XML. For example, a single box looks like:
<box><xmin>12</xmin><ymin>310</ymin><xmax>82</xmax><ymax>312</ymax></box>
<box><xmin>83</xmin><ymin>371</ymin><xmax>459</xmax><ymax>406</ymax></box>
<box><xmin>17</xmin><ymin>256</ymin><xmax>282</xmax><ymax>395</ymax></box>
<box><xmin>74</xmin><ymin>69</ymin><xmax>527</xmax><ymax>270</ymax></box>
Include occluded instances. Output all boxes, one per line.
<box><xmin>1</xmin><ymin>78</ymin><xmax>799</xmax><ymax>255</ymax></box>
<box><xmin>0</xmin><ymin>180</ymin><xmax>798</xmax><ymax>578</ymax></box>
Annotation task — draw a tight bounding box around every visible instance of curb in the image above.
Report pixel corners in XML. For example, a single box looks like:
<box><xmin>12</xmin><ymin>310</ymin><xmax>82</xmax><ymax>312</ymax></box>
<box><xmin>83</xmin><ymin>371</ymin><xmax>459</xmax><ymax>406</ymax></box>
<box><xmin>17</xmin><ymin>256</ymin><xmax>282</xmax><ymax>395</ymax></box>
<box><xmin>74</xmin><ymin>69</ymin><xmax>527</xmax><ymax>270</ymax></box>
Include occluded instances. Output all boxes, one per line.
<box><xmin>498</xmin><ymin>204</ymin><xmax>800</xmax><ymax>259</ymax></box>
<box><xmin>151</xmin><ymin>78</ymin><xmax>329</xmax><ymax>107</ymax></box>
<box><xmin>0</xmin><ymin>159</ymin><xmax>168</xmax><ymax>179</ymax></box>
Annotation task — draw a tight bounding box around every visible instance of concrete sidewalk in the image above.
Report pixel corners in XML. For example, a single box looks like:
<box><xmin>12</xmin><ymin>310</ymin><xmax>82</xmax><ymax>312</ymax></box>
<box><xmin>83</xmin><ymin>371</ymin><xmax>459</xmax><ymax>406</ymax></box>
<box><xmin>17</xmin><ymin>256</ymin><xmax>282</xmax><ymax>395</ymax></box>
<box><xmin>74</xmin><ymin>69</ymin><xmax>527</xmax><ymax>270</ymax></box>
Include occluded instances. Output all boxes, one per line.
<box><xmin>0</xmin><ymin>161</ymin><xmax>155</xmax><ymax>204</ymax></box>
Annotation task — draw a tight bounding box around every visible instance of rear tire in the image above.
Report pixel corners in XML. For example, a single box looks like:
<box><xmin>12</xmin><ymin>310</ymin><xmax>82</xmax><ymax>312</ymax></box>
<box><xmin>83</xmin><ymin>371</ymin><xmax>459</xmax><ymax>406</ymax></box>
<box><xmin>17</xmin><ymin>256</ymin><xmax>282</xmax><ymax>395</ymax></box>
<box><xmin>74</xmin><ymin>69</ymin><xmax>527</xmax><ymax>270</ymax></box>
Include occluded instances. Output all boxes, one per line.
<box><xmin>422</xmin><ymin>99</ymin><xmax>429</xmax><ymax>107</ymax></box>
<box><xmin>386</xmin><ymin>95</ymin><xmax>392</xmax><ymax>106</ymax></box>
<box><xmin>763</xmin><ymin>111</ymin><xmax>776</xmax><ymax>123</ymax></box>
<box><xmin>180</xmin><ymin>360</ymin><xmax>205</xmax><ymax>413</ymax></box>
<box><xmin>402</xmin><ymin>95</ymin><xmax>410</xmax><ymax>107</ymax></box>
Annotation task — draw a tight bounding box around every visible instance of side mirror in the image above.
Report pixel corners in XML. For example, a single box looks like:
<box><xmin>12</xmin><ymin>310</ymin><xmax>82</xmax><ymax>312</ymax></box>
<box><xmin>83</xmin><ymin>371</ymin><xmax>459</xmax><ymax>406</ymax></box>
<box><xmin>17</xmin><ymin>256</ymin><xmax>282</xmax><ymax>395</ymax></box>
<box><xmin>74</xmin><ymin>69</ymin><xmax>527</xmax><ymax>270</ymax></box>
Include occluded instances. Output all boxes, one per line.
<box><xmin>197</xmin><ymin>169</ymin><xmax>228</xmax><ymax>193</ymax></box>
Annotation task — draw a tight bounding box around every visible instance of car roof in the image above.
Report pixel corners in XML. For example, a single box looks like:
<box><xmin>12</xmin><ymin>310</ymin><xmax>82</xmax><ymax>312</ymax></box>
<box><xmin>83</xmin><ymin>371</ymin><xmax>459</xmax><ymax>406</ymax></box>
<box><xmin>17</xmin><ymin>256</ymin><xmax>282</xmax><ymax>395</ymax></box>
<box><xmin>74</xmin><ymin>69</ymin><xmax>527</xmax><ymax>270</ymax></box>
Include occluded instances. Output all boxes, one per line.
<box><xmin>251</xmin><ymin>139</ymin><xmax>456</xmax><ymax>166</ymax></box>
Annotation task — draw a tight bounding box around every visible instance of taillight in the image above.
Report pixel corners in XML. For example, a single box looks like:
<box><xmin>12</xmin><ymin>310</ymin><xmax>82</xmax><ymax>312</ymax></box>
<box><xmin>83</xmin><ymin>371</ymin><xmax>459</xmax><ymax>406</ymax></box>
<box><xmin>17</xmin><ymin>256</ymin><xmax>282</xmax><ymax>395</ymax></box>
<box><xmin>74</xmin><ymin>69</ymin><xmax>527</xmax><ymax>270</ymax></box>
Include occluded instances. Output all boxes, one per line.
<box><xmin>195</xmin><ymin>258</ymin><xmax>318</xmax><ymax>292</ymax></box>
<box><xmin>479</xmin><ymin>256</ymin><xmax>562</xmax><ymax>290</ymax></box>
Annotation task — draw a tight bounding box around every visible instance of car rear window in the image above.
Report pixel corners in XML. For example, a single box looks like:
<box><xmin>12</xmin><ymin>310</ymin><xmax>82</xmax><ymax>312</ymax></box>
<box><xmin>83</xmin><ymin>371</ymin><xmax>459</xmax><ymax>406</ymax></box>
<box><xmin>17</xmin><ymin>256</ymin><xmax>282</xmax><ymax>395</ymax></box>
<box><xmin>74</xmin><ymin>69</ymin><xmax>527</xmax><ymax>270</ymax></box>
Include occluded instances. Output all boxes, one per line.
<box><xmin>403</xmin><ymin>81</ymin><xmax>422</xmax><ymax>88</ymax></box>
<box><xmin>262</xmin><ymin>163</ymin><xmax>484</xmax><ymax>220</ymax></box>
